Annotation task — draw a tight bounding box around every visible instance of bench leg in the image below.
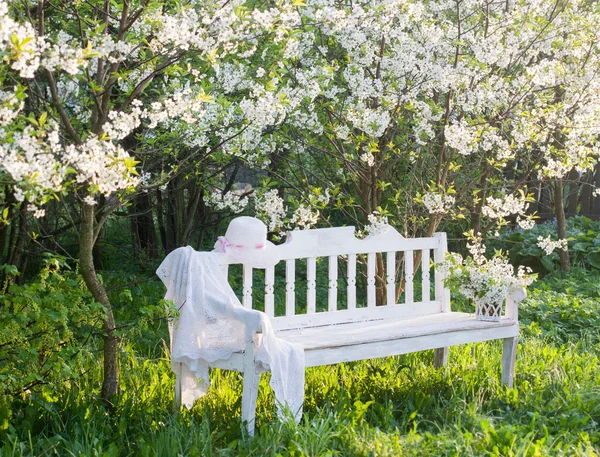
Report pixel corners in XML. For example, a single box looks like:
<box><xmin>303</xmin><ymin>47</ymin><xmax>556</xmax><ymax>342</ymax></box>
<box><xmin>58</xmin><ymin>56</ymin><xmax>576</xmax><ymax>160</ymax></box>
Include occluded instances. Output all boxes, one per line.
<box><xmin>241</xmin><ymin>341</ymin><xmax>259</xmax><ymax>437</ymax></box>
<box><xmin>502</xmin><ymin>337</ymin><xmax>518</xmax><ymax>387</ymax></box>
<box><xmin>173</xmin><ymin>362</ymin><xmax>182</xmax><ymax>411</ymax></box>
<box><xmin>434</xmin><ymin>347</ymin><xmax>448</xmax><ymax>368</ymax></box>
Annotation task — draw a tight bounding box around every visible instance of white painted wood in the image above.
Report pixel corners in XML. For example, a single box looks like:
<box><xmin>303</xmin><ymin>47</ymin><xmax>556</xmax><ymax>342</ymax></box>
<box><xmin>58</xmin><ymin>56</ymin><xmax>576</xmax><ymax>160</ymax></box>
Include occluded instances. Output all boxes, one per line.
<box><xmin>209</xmin><ymin>353</ymin><xmax>244</xmax><ymax>371</ymax></box>
<box><xmin>328</xmin><ymin>256</ymin><xmax>338</xmax><ymax>311</ymax></box>
<box><xmin>173</xmin><ymin>362</ymin><xmax>182</xmax><ymax>409</ymax></box>
<box><xmin>307</xmin><ymin>257</ymin><xmax>316</xmax><ymax>314</ymax></box>
<box><xmin>277</xmin><ymin>225</ymin><xmax>438</xmax><ymax>260</ymax></box>
<box><xmin>386</xmin><ymin>251</ymin><xmax>396</xmax><ymax>306</ymax></box>
<box><xmin>301</xmin><ymin>323</ymin><xmax>519</xmax><ymax>367</ymax></box>
<box><xmin>271</xmin><ymin>300</ymin><xmax>443</xmax><ymax>331</ymax></box>
<box><xmin>277</xmin><ymin>312</ymin><xmax>517</xmax><ymax>350</ymax></box>
<box><xmin>433</xmin><ymin>347</ymin><xmax>448</xmax><ymax>368</ymax></box>
<box><xmin>347</xmin><ymin>254</ymin><xmax>356</xmax><ymax>310</ymax></box>
<box><xmin>367</xmin><ymin>253</ymin><xmax>376</xmax><ymax>308</ymax></box>
<box><xmin>502</xmin><ymin>336</ymin><xmax>518</xmax><ymax>387</ymax></box>
<box><xmin>286</xmin><ymin>259</ymin><xmax>295</xmax><ymax>317</ymax></box>
<box><xmin>243</xmin><ymin>265</ymin><xmax>253</xmax><ymax>309</ymax></box>
<box><xmin>241</xmin><ymin>339</ymin><xmax>260</xmax><ymax>436</ymax></box>
<box><xmin>504</xmin><ymin>296</ymin><xmax>517</xmax><ymax>320</ymax></box>
<box><xmin>433</xmin><ymin>232</ymin><xmax>450</xmax><ymax>312</ymax></box>
<box><xmin>421</xmin><ymin>249</ymin><xmax>430</xmax><ymax>303</ymax></box>
<box><xmin>265</xmin><ymin>267</ymin><xmax>275</xmax><ymax>318</ymax></box>
<box><xmin>404</xmin><ymin>250</ymin><xmax>414</xmax><ymax>304</ymax></box>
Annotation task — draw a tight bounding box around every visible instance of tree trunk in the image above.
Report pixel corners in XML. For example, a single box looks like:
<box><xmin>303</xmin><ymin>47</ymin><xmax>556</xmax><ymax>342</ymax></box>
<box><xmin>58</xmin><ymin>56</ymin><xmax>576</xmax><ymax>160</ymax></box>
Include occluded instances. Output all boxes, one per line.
<box><xmin>156</xmin><ymin>188</ymin><xmax>167</xmax><ymax>253</ymax></box>
<box><xmin>8</xmin><ymin>203</ymin><xmax>29</xmax><ymax>282</ymax></box>
<box><xmin>131</xmin><ymin>192</ymin><xmax>158</xmax><ymax>259</ymax></box>
<box><xmin>553</xmin><ymin>179</ymin><xmax>570</xmax><ymax>271</ymax></box>
<box><xmin>181</xmin><ymin>185</ymin><xmax>202</xmax><ymax>246</ymax></box>
<box><xmin>80</xmin><ymin>203</ymin><xmax>118</xmax><ymax>404</ymax></box>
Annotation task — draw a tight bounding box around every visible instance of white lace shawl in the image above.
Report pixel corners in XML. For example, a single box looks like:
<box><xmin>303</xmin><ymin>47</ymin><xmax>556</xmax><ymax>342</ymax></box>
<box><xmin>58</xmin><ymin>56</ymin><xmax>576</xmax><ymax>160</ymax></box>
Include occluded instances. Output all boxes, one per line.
<box><xmin>156</xmin><ymin>246</ymin><xmax>304</xmax><ymax>422</ymax></box>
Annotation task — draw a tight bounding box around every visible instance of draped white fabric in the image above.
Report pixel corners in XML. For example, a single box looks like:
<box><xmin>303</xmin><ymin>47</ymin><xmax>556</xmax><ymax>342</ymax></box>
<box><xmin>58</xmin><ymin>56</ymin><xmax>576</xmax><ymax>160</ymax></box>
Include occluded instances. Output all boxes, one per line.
<box><xmin>156</xmin><ymin>246</ymin><xmax>304</xmax><ymax>422</ymax></box>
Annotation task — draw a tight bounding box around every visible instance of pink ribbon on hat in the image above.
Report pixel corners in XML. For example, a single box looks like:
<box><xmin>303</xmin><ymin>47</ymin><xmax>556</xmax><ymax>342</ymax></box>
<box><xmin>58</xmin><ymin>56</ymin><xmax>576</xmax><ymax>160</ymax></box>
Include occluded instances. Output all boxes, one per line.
<box><xmin>216</xmin><ymin>236</ymin><xmax>231</xmax><ymax>253</ymax></box>
<box><xmin>217</xmin><ymin>236</ymin><xmax>266</xmax><ymax>252</ymax></box>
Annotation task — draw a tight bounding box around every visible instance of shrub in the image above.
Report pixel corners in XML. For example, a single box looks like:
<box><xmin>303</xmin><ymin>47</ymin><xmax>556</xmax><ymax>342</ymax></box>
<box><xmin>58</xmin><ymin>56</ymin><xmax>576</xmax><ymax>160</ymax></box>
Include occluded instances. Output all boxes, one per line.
<box><xmin>492</xmin><ymin>216</ymin><xmax>600</xmax><ymax>275</ymax></box>
<box><xmin>0</xmin><ymin>256</ymin><xmax>104</xmax><ymax>402</ymax></box>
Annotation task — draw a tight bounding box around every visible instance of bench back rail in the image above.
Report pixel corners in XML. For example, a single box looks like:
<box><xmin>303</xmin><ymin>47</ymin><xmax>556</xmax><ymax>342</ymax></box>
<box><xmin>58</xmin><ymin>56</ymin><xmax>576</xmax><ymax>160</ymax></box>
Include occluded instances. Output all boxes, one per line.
<box><xmin>237</xmin><ymin>226</ymin><xmax>452</xmax><ymax>331</ymax></box>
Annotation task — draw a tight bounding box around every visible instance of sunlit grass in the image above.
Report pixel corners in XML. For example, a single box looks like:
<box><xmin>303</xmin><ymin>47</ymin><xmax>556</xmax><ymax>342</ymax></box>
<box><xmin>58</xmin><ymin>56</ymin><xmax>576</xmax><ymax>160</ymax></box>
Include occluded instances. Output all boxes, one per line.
<box><xmin>2</xmin><ymin>272</ymin><xmax>600</xmax><ymax>456</ymax></box>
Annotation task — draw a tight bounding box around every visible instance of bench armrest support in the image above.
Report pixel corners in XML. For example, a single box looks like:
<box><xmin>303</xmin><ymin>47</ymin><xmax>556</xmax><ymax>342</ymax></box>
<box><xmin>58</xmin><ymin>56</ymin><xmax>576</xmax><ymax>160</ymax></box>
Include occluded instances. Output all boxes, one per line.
<box><xmin>504</xmin><ymin>296</ymin><xmax>518</xmax><ymax>321</ymax></box>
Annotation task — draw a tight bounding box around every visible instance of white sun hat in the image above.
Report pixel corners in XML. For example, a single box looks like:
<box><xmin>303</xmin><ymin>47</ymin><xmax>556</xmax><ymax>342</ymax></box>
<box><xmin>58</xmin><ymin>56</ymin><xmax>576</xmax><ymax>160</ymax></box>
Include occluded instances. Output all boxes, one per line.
<box><xmin>213</xmin><ymin>216</ymin><xmax>281</xmax><ymax>268</ymax></box>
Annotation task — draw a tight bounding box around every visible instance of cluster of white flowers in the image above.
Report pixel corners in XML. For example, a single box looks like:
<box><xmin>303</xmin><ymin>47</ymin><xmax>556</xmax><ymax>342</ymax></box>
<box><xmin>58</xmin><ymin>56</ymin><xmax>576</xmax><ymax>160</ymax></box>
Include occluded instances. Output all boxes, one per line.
<box><xmin>536</xmin><ymin>236</ymin><xmax>568</xmax><ymax>256</ymax></box>
<box><xmin>62</xmin><ymin>137</ymin><xmax>139</xmax><ymax>195</ymax></box>
<box><xmin>255</xmin><ymin>189</ymin><xmax>286</xmax><ymax>232</ymax></box>
<box><xmin>516</xmin><ymin>216</ymin><xmax>536</xmax><ymax>230</ymax></box>
<box><xmin>315</xmin><ymin>188</ymin><xmax>331</xmax><ymax>205</ymax></box>
<box><xmin>360</xmin><ymin>151</ymin><xmax>375</xmax><ymax>167</ymax></box>
<box><xmin>1</xmin><ymin>122</ymin><xmax>138</xmax><ymax>204</ymax></box>
<box><xmin>43</xmin><ymin>31</ymin><xmax>87</xmax><ymax>75</ymax></box>
<box><xmin>0</xmin><ymin>86</ymin><xmax>23</xmax><ymax>126</ymax></box>
<box><xmin>439</xmin><ymin>246</ymin><xmax>534</xmax><ymax>308</ymax></box>
<box><xmin>444</xmin><ymin>120</ymin><xmax>478</xmax><ymax>156</ymax></box>
<box><xmin>1</xmin><ymin>4</ymin><xmax>90</xmax><ymax>78</ymax></box>
<box><xmin>422</xmin><ymin>192</ymin><xmax>455</xmax><ymax>214</ymax></box>
<box><xmin>290</xmin><ymin>205</ymin><xmax>319</xmax><ymax>230</ymax></box>
<box><xmin>346</xmin><ymin>106</ymin><xmax>391</xmax><ymax>138</ymax></box>
<box><xmin>94</xmin><ymin>35</ymin><xmax>134</xmax><ymax>64</ymax></box>
<box><xmin>1</xmin><ymin>1</ymin><xmax>42</xmax><ymax>78</ymax></box>
<box><xmin>365</xmin><ymin>212</ymin><xmax>389</xmax><ymax>236</ymax></box>
<box><xmin>0</xmin><ymin>124</ymin><xmax>67</xmax><ymax>203</ymax></box>
<box><xmin>205</xmin><ymin>190</ymin><xmax>249</xmax><ymax>213</ymax></box>
<box><xmin>482</xmin><ymin>194</ymin><xmax>529</xmax><ymax>219</ymax></box>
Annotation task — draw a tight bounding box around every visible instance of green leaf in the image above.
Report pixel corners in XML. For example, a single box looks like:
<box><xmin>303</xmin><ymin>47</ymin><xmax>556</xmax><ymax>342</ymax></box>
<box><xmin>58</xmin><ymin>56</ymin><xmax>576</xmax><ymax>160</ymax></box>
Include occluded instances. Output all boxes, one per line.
<box><xmin>541</xmin><ymin>256</ymin><xmax>555</xmax><ymax>271</ymax></box>
<box><xmin>572</xmin><ymin>242</ymin><xmax>591</xmax><ymax>252</ymax></box>
<box><xmin>587</xmin><ymin>252</ymin><xmax>600</xmax><ymax>269</ymax></box>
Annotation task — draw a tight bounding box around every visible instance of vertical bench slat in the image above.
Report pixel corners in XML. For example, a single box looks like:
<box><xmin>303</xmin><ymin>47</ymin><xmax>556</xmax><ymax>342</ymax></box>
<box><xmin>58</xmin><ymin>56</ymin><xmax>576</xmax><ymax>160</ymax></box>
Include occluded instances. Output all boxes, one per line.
<box><xmin>367</xmin><ymin>253</ymin><xmax>376</xmax><ymax>307</ymax></box>
<box><xmin>307</xmin><ymin>257</ymin><xmax>316</xmax><ymax>314</ymax></box>
<box><xmin>286</xmin><ymin>259</ymin><xmax>295</xmax><ymax>317</ymax></box>
<box><xmin>328</xmin><ymin>256</ymin><xmax>338</xmax><ymax>311</ymax></box>
<box><xmin>348</xmin><ymin>253</ymin><xmax>356</xmax><ymax>310</ymax></box>
<box><xmin>421</xmin><ymin>249</ymin><xmax>430</xmax><ymax>302</ymax></box>
<box><xmin>265</xmin><ymin>266</ymin><xmax>275</xmax><ymax>317</ymax></box>
<box><xmin>243</xmin><ymin>265</ymin><xmax>253</xmax><ymax>309</ymax></box>
<box><xmin>404</xmin><ymin>250</ymin><xmax>414</xmax><ymax>304</ymax></box>
<box><xmin>386</xmin><ymin>251</ymin><xmax>396</xmax><ymax>306</ymax></box>
<box><xmin>434</xmin><ymin>232</ymin><xmax>451</xmax><ymax>312</ymax></box>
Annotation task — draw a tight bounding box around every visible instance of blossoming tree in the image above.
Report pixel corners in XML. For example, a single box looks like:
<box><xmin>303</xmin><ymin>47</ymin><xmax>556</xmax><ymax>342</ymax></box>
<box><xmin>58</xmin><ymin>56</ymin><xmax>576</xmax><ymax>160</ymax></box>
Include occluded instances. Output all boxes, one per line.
<box><xmin>0</xmin><ymin>0</ymin><xmax>310</xmax><ymax>401</ymax></box>
<box><xmin>242</xmin><ymin>0</ymin><xmax>600</xmax><ymax>278</ymax></box>
<box><xmin>2</xmin><ymin>0</ymin><xmax>600</xmax><ymax>402</ymax></box>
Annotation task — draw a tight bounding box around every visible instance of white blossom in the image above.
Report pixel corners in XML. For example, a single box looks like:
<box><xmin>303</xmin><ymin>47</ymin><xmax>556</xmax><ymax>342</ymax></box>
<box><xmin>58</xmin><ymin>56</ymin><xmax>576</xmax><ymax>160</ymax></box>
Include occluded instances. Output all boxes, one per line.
<box><xmin>422</xmin><ymin>192</ymin><xmax>455</xmax><ymax>214</ymax></box>
<box><xmin>536</xmin><ymin>236</ymin><xmax>568</xmax><ymax>256</ymax></box>
<box><xmin>290</xmin><ymin>205</ymin><xmax>319</xmax><ymax>230</ymax></box>
<box><xmin>482</xmin><ymin>194</ymin><xmax>529</xmax><ymax>219</ymax></box>
<box><xmin>205</xmin><ymin>190</ymin><xmax>249</xmax><ymax>213</ymax></box>
<box><xmin>365</xmin><ymin>212</ymin><xmax>388</xmax><ymax>236</ymax></box>
<box><xmin>255</xmin><ymin>189</ymin><xmax>286</xmax><ymax>232</ymax></box>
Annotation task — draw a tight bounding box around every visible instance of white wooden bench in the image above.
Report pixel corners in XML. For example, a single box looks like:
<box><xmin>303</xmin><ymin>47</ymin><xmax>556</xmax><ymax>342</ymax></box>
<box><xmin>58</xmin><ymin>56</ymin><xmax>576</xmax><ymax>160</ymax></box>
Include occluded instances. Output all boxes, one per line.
<box><xmin>173</xmin><ymin>225</ymin><xmax>519</xmax><ymax>435</ymax></box>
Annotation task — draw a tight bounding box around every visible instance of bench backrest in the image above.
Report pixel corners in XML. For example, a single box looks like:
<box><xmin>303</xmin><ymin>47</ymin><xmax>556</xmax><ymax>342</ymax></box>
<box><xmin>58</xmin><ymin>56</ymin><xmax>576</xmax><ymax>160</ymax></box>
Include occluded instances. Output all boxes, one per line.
<box><xmin>238</xmin><ymin>225</ymin><xmax>451</xmax><ymax>331</ymax></box>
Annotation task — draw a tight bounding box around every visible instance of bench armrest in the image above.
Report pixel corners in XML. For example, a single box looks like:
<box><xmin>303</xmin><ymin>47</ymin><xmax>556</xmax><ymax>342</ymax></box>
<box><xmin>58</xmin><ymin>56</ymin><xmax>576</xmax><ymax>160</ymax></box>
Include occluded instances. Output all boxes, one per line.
<box><xmin>229</xmin><ymin>306</ymin><xmax>267</xmax><ymax>343</ymax></box>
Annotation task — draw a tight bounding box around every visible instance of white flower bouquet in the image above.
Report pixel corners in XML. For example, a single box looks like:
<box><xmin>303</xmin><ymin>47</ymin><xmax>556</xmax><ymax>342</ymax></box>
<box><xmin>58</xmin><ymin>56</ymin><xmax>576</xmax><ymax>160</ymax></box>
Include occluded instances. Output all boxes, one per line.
<box><xmin>438</xmin><ymin>240</ymin><xmax>535</xmax><ymax>321</ymax></box>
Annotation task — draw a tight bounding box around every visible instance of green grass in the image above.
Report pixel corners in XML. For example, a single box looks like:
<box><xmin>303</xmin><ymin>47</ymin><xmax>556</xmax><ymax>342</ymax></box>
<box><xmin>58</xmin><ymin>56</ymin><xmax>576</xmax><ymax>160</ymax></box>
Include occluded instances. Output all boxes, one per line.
<box><xmin>2</xmin><ymin>271</ymin><xmax>600</xmax><ymax>456</ymax></box>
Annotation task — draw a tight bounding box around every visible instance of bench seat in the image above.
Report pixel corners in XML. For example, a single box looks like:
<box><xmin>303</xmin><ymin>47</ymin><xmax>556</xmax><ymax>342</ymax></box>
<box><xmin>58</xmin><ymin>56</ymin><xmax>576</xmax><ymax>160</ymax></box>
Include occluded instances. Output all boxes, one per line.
<box><xmin>276</xmin><ymin>312</ymin><xmax>518</xmax><ymax>367</ymax></box>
